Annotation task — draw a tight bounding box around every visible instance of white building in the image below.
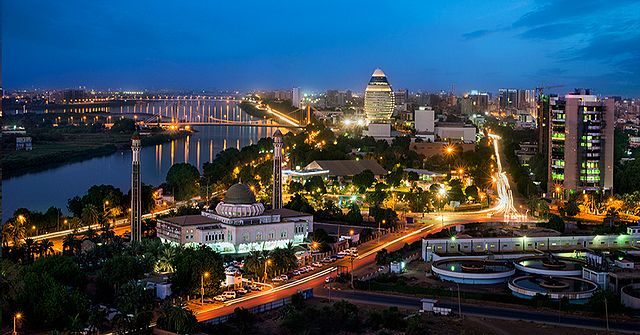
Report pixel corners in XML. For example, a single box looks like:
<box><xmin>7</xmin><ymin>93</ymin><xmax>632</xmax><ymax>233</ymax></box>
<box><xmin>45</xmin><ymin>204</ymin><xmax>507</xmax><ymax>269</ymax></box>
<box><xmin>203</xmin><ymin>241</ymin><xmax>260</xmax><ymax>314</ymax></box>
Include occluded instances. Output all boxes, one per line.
<box><xmin>157</xmin><ymin>183</ymin><xmax>313</xmax><ymax>254</ymax></box>
<box><xmin>292</xmin><ymin>87</ymin><xmax>301</xmax><ymax>108</ymax></box>
<box><xmin>434</xmin><ymin>122</ymin><xmax>477</xmax><ymax>143</ymax></box>
<box><xmin>415</xmin><ymin>107</ymin><xmax>435</xmax><ymax>133</ymax></box>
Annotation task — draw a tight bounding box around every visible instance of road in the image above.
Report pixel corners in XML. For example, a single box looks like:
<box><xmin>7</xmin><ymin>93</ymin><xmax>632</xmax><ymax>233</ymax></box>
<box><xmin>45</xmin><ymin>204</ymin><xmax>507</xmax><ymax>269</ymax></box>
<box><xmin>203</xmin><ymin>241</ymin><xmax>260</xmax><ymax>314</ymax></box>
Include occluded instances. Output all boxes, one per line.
<box><xmin>315</xmin><ymin>289</ymin><xmax>640</xmax><ymax>334</ymax></box>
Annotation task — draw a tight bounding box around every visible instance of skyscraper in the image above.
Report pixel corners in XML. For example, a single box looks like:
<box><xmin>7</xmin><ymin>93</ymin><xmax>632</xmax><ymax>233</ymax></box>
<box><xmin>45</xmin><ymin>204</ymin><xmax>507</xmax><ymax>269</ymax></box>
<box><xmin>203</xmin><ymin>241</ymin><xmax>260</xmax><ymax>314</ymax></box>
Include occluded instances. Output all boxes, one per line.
<box><xmin>292</xmin><ymin>87</ymin><xmax>301</xmax><ymax>108</ymax></box>
<box><xmin>130</xmin><ymin>132</ymin><xmax>142</xmax><ymax>242</ymax></box>
<box><xmin>547</xmin><ymin>90</ymin><xmax>615</xmax><ymax>197</ymax></box>
<box><xmin>364</xmin><ymin>68</ymin><xmax>395</xmax><ymax>123</ymax></box>
<box><xmin>272</xmin><ymin>130</ymin><xmax>283</xmax><ymax>209</ymax></box>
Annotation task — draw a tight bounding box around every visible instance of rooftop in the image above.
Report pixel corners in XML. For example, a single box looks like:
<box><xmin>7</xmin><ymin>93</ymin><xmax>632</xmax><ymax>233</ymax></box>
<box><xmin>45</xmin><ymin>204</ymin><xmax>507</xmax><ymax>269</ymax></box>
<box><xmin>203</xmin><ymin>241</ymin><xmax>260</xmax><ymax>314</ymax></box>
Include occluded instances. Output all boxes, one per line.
<box><xmin>160</xmin><ymin>215</ymin><xmax>217</xmax><ymax>226</ymax></box>
<box><xmin>305</xmin><ymin>159</ymin><xmax>387</xmax><ymax>176</ymax></box>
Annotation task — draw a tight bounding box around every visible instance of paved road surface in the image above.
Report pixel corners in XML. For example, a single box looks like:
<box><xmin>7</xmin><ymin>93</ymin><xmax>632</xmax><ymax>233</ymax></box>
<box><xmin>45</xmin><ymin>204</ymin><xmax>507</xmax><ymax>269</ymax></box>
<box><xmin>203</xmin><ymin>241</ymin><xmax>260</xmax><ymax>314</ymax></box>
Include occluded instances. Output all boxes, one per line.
<box><xmin>315</xmin><ymin>289</ymin><xmax>640</xmax><ymax>334</ymax></box>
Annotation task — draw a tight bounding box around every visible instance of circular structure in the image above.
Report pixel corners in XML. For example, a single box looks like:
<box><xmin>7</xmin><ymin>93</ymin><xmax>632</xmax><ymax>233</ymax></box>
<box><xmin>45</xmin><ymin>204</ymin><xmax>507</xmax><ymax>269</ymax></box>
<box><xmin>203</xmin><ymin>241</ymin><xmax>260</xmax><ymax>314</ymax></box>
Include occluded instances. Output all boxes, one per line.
<box><xmin>508</xmin><ymin>276</ymin><xmax>597</xmax><ymax>303</ymax></box>
<box><xmin>432</xmin><ymin>258</ymin><xmax>515</xmax><ymax>284</ymax></box>
<box><xmin>621</xmin><ymin>283</ymin><xmax>640</xmax><ymax>309</ymax></box>
<box><xmin>364</xmin><ymin>68</ymin><xmax>395</xmax><ymax>123</ymax></box>
<box><xmin>216</xmin><ymin>183</ymin><xmax>265</xmax><ymax>218</ymax></box>
<box><xmin>514</xmin><ymin>255</ymin><xmax>585</xmax><ymax>276</ymax></box>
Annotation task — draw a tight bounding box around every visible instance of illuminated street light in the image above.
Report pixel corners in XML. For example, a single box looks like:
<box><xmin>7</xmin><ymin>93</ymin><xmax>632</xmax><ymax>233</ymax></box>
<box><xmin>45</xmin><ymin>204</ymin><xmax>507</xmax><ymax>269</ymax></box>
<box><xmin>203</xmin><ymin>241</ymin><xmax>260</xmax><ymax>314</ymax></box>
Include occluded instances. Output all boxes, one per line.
<box><xmin>14</xmin><ymin>313</ymin><xmax>22</xmax><ymax>335</ymax></box>
<box><xmin>201</xmin><ymin>271</ymin><xmax>210</xmax><ymax>304</ymax></box>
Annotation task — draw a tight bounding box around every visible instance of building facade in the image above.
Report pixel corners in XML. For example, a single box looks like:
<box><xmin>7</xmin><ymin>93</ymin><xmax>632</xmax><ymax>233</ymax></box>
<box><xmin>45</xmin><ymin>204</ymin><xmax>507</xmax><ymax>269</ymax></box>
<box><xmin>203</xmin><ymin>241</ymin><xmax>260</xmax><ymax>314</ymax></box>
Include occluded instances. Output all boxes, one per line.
<box><xmin>156</xmin><ymin>184</ymin><xmax>313</xmax><ymax>254</ymax></box>
<box><xmin>364</xmin><ymin>68</ymin><xmax>395</xmax><ymax>123</ymax></box>
<box><xmin>547</xmin><ymin>90</ymin><xmax>615</xmax><ymax>195</ymax></box>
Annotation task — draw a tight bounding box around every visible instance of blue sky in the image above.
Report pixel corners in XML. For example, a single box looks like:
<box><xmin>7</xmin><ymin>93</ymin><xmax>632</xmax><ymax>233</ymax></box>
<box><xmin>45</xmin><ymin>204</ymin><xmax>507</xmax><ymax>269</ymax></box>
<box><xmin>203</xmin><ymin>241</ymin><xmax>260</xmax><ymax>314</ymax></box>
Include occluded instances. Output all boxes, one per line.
<box><xmin>3</xmin><ymin>0</ymin><xmax>640</xmax><ymax>96</ymax></box>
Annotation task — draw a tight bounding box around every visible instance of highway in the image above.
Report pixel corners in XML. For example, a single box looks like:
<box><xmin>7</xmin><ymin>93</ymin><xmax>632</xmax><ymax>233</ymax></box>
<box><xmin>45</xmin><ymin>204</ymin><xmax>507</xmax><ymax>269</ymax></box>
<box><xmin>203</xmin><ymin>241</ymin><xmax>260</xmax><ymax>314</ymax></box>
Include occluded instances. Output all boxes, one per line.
<box><xmin>316</xmin><ymin>289</ymin><xmax>640</xmax><ymax>334</ymax></box>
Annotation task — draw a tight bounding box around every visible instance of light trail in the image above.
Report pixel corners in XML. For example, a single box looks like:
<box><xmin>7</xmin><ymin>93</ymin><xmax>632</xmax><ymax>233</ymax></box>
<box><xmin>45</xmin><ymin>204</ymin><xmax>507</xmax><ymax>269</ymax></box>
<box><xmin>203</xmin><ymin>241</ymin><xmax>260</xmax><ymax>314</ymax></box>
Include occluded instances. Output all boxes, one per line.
<box><xmin>488</xmin><ymin>133</ymin><xmax>521</xmax><ymax>220</ymax></box>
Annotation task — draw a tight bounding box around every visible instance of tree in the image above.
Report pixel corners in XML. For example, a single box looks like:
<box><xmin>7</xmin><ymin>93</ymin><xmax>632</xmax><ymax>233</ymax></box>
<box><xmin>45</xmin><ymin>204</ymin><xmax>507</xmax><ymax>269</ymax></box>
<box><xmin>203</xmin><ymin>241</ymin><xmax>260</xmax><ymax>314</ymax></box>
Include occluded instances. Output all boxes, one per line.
<box><xmin>564</xmin><ymin>199</ymin><xmax>580</xmax><ymax>217</ymax></box>
<box><xmin>305</xmin><ymin>175</ymin><xmax>326</xmax><ymax>194</ymax></box>
<box><xmin>110</xmin><ymin>118</ymin><xmax>136</xmax><ymax>133</ymax></box>
<box><xmin>375</xmin><ymin>249</ymin><xmax>389</xmax><ymax>268</ymax></box>
<box><xmin>166</xmin><ymin>163</ymin><xmax>201</xmax><ymax>201</ymax></box>
<box><xmin>345</xmin><ymin>203</ymin><xmax>363</xmax><ymax>224</ymax></box>
<box><xmin>353</xmin><ymin>169</ymin><xmax>376</xmax><ymax>193</ymax></box>
<box><xmin>113</xmin><ymin>281</ymin><xmax>154</xmax><ymax>334</ymax></box>
<box><xmin>156</xmin><ymin>304</ymin><xmax>199</xmax><ymax>334</ymax></box>
<box><xmin>540</xmin><ymin>214</ymin><xmax>565</xmax><ymax>233</ymax></box>
<box><xmin>171</xmin><ymin>246</ymin><xmax>225</xmax><ymax>297</ymax></box>
<box><xmin>154</xmin><ymin>246</ymin><xmax>177</xmax><ymax>274</ymax></box>
<box><xmin>81</xmin><ymin>204</ymin><xmax>100</xmax><ymax>227</ymax></box>
<box><xmin>386</xmin><ymin>167</ymin><xmax>404</xmax><ymax>188</ymax></box>
<box><xmin>448</xmin><ymin>179</ymin><xmax>466</xmax><ymax>203</ymax></box>
<box><xmin>367</xmin><ymin>182</ymin><xmax>388</xmax><ymax>207</ymax></box>
<box><xmin>464</xmin><ymin>185</ymin><xmax>479</xmax><ymax>201</ymax></box>
<box><xmin>288</xmin><ymin>181</ymin><xmax>304</xmax><ymax>194</ymax></box>
<box><xmin>406</xmin><ymin>187</ymin><xmax>430</xmax><ymax>213</ymax></box>
<box><xmin>285</xmin><ymin>194</ymin><xmax>315</xmax><ymax>214</ymax></box>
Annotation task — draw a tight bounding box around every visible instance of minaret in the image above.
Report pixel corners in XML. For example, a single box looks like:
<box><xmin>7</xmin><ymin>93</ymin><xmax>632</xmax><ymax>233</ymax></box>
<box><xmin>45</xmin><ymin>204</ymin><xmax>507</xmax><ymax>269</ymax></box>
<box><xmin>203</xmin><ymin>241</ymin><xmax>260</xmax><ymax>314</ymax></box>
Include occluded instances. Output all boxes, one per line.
<box><xmin>130</xmin><ymin>132</ymin><xmax>142</xmax><ymax>242</ymax></box>
<box><xmin>272</xmin><ymin>130</ymin><xmax>283</xmax><ymax>209</ymax></box>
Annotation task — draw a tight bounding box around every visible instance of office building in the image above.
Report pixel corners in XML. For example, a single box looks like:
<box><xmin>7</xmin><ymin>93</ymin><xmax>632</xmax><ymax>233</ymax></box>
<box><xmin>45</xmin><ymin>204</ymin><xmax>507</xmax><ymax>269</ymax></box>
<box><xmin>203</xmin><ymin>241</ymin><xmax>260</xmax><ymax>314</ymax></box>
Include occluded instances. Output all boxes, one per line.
<box><xmin>415</xmin><ymin>107</ymin><xmax>435</xmax><ymax>133</ymax></box>
<box><xmin>364</xmin><ymin>68</ymin><xmax>395</xmax><ymax>123</ymax></box>
<box><xmin>292</xmin><ymin>87</ymin><xmax>301</xmax><ymax>108</ymax></box>
<box><xmin>498</xmin><ymin>88</ymin><xmax>518</xmax><ymax>109</ymax></box>
<box><xmin>547</xmin><ymin>89</ymin><xmax>615</xmax><ymax>196</ymax></box>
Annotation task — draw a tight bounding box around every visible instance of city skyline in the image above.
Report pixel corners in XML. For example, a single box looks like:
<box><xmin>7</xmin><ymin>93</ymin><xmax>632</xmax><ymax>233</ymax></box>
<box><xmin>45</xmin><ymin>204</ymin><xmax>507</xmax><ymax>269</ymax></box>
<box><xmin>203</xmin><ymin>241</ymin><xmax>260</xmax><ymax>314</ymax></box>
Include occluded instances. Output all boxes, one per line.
<box><xmin>3</xmin><ymin>0</ymin><xmax>640</xmax><ymax>96</ymax></box>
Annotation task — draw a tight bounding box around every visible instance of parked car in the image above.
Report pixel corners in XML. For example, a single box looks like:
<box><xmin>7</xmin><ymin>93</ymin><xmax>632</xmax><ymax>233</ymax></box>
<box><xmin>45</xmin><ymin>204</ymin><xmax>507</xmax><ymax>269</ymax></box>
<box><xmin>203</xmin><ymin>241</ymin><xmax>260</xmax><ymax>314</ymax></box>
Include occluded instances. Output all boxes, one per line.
<box><xmin>322</xmin><ymin>257</ymin><xmax>333</xmax><ymax>263</ymax></box>
<box><xmin>312</xmin><ymin>262</ymin><xmax>323</xmax><ymax>267</ymax></box>
<box><xmin>222</xmin><ymin>291</ymin><xmax>237</xmax><ymax>299</ymax></box>
<box><xmin>306</xmin><ymin>266</ymin><xmax>315</xmax><ymax>271</ymax></box>
<box><xmin>214</xmin><ymin>295</ymin><xmax>226</xmax><ymax>302</ymax></box>
<box><xmin>377</xmin><ymin>266</ymin><xmax>385</xmax><ymax>272</ymax></box>
<box><xmin>335</xmin><ymin>253</ymin><xmax>345</xmax><ymax>259</ymax></box>
<box><xmin>236</xmin><ymin>288</ymin><xmax>248</xmax><ymax>295</ymax></box>
<box><xmin>249</xmin><ymin>284</ymin><xmax>262</xmax><ymax>291</ymax></box>
<box><xmin>292</xmin><ymin>270</ymin><xmax>301</xmax><ymax>276</ymax></box>
<box><xmin>280</xmin><ymin>274</ymin><xmax>289</xmax><ymax>281</ymax></box>
<box><xmin>272</xmin><ymin>276</ymin><xmax>283</xmax><ymax>282</ymax></box>
<box><xmin>325</xmin><ymin>276</ymin><xmax>334</xmax><ymax>283</ymax></box>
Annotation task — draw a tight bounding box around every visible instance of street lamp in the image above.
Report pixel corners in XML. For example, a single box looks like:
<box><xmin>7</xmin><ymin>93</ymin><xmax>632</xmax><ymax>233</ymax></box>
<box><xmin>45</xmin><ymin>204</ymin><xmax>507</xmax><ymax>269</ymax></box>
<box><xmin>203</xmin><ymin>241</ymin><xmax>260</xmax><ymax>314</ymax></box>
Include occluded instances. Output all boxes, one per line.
<box><xmin>438</xmin><ymin>187</ymin><xmax>447</xmax><ymax>228</ymax></box>
<box><xmin>201</xmin><ymin>272</ymin><xmax>210</xmax><ymax>304</ymax></box>
<box><xmin>13</xmin><ymin>313</ymin><xmax>22</xmax><ymax>335</ymax></box>
<box><xmin>264</xmin><ymin>259</ymin><xmax>272</xmax><ymax>282</ymax></box>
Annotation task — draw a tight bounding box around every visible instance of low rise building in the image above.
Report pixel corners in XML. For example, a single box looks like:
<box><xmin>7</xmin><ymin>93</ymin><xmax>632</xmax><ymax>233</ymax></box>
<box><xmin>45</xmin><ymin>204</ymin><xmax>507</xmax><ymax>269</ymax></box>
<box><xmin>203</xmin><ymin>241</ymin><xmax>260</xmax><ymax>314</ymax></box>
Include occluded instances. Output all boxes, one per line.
<box><xmin>157</xmin><ymin>183</ymin><xmax>313</xmax><ymax>254</ymax></box>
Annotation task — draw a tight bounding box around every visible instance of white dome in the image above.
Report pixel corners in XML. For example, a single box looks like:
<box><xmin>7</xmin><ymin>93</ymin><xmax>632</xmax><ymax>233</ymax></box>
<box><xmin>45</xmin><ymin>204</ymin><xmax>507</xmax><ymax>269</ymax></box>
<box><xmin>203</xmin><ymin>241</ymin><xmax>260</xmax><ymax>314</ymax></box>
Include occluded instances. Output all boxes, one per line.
<box><xmin>215</xmin><ymin>202</ymin><xmax>265</xmax><ymax>218</ymax></box>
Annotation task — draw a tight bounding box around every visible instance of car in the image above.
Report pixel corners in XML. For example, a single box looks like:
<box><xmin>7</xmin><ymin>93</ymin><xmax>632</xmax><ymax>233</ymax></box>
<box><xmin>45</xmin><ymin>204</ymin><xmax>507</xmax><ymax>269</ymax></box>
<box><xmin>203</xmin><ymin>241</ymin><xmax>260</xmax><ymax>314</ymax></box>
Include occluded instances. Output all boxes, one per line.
<box><xmin>222</xmin><ymin>291</ymin><xmax>237</xmax><ymax>299</ymax></box>
<box><xmin>378</xmin><ymin>266</ymin><xmax>385</xmax><ymax>272</ymax></box>
<box><xmin>292</xmin><ymin>270</ymin><xmax>301</xmax><ymax>276</ymax></box>
<box><xmin>280</xmin><ymin>274</ymin><xmax>289</xmax><ymax>281</ymax></box>
<box><xmin>249</xmin><ymin>284</ymin><xmax>262</xmax><ymax>291</ymax></box>
<box><xmin>312</xmin><ymin>262</ymin><xmax>322</xmax><ymax>267</ymax></box>
<box><xmin>236</xmin><ymin>288</ymin><xmax>248</xmax><ymax>295</ymax></box>
<box><xmin>325</xmin><ymin>276</ymin><xmax>334</xmax><ymax>283</ymax></box>
<box><xmin>299</xmin><ymin>267</ymin><xmax>308</xmax><ymax>273</ymax></box>
<box><xmin>306</xmin><ymin>266</ymin><xmax>315</xmax><ymax>271</ymax></box>
<box><xmin>321</xmin><ymin>258</ymin><xmax>332</xmax><ymax>263</ymax></box>
<box><xmin>272</xmin><ymin>276</ymin><xmax>283</xmax><ymax>282</ymax></box>
<box><xmin>335</xmin><ymin>253</ymin><xmax>345</xmax><ymax>259</ymax></box>
<box><xmin>338</xmin><ymin>250</ymin><xmax>348</xmax><ymax>255</ymax></box>
<box><xmin>214</xmin><ymin>295</ymin><xmax>226</xmax><ymax>302</ymax></box>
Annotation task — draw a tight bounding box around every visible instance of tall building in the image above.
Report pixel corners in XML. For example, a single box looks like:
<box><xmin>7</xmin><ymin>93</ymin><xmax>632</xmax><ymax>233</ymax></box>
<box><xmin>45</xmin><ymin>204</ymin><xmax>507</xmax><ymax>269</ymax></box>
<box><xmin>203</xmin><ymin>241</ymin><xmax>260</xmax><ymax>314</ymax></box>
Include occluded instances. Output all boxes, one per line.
<box><xmin>272</xmin><ymin>130</ymin><xmax>283</xmax><ymax>209</ymax></box>
<box><xmin>498</xmin><ymin>88</ymin><xmax>518</xmax><ymax>109</ymax></box>
<box><xmin>130</xmin><ymin>132</ymin><xmax>142</xmax><ymax>242</ymax></box>
<box><xmin>547</xmin><ymin>90</ymin><xmax>615</xmax><ymax>196</ymax></box>
<box><xmin>292</xmin><ymin>87</ymin><xmax>301</xmax><ymax>108</ymax></box>
<box><xmin>364</xmin><ymin>68</ymin><xmax>395</xmax><ymax>123</ymax></box>
<box><xmin>537</xmin><ymin>94</ymin><xmax>552</xmax><ymax>157</ymax></box>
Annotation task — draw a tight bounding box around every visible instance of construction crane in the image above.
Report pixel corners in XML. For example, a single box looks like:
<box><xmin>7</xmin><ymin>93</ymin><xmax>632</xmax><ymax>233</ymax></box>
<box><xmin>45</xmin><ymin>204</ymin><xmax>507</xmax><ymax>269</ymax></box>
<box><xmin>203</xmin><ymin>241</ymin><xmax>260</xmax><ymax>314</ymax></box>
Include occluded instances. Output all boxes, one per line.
<box><xmin>535</xmin><ymin>84</ymin><xmax>564</xmax><ymax>100</ymax></box>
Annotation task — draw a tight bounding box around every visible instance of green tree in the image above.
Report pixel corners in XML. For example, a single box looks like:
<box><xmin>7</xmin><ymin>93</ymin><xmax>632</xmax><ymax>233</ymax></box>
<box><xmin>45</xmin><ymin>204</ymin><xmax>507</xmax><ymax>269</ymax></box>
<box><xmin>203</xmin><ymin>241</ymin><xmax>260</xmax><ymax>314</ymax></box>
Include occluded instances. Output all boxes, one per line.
<box><xmin>464</xmin><ymin>185</ymin><xmax>479</xmax><ymax>201</ymax></box>
<box><xmin>304</xmin><ymin>175</ymin><xmax>326</xmax><ymax>194</ymax></box>
<box><xmin>110</xmin><ymin>118</ymin><xmax>136</xmax><ymax>133</ymax></box>
<box><xmin>166</xmin><ymin>163</ymin><xmax>201</xmax><ymax>201</ymax></box>
<box><xmin>156</xmin><ymin>304</ymin><xmax>199</xmax><ymax>334</ymax></box>
<box><xmin>353</xmin><ymin>169</ymin><xmax>376</xmax><ymax>193</ymax></box>
<box><xmin>285</xmin><ymin>194</ymin><xmax>315</xmax><ymax>214</ymax></box>
<box><xmin>171</xmin><ymin>246</ymin><xmax>225</xmax><ymax>297</ymax></box>
<box><xmin>564</xmin><ymin>199</ymin><xmax>580</xmax><ymax>217</ymax></box>
<box><xmin>345</xmin><ymin>203</ymin><xmax>363</xmax><ymax>224</ymax></box>
<box><xmin>113</xmin><ymin>281</ymin><xmax>154</xmax><ymax>334</ymax></box>
<box><xmin>375</xmin><ymin>249</ymin><xmax>389</xmax><ymax>268</ymax></box>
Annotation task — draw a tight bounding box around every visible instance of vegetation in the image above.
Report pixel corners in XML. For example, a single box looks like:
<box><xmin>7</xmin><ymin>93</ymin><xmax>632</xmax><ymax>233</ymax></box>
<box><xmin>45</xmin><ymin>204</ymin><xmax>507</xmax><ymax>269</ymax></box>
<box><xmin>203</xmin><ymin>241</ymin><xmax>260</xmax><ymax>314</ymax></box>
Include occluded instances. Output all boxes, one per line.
<box><xmin>166</xmin><ymin>163</ymin><xmax>201</xmax><ymax>201</ymax></box>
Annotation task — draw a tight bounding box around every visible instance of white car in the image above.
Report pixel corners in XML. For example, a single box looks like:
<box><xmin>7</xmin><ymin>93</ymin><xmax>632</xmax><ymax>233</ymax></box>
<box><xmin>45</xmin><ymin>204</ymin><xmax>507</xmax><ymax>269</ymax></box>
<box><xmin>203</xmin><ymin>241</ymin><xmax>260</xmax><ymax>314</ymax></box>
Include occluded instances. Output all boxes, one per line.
<box><xmin>292</xmin><ymin>270</ymin><xmax>301</xmax><ymax>276</ymax></box>
<box><xmin>312</xmin><ymin>262</ymin><xmax>323</xmax><ymax>267</ymax></box>
<box><xmin>280</xmin><ymin>274</ymin><xmax>289</xmax><ymax>281</ymax></box>
<box><xmin>272</xmin><ymin>276</ymin><xmax>283</xmax><ymax>282</ymax></box>
<box><xmin>335</xmin><ymin>254</ymin><xmax>345</xmax><ymax>259</ymax></box>
<box><xmin>214</xmin><ymin>295</ymin><xmax>226</xmax><ymax>302</ymax></box>
<box><xmin>236</xmin><ymin>288</ymin><xmax>248</xmax><ymax>295</ymax></box>
<box><xmin>222</xmin><ymin>291</ymin><xmax>237</xmax><ymax>299</ymax></box>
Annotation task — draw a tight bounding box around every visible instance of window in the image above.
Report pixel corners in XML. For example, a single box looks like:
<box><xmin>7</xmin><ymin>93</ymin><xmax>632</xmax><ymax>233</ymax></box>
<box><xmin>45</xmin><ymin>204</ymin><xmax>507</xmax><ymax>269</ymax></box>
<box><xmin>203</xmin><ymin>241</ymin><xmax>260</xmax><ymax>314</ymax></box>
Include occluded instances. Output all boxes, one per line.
<box><xmin>281</xmin><ymin>231</ymin><xmax>287</xmax><ymax>238</ymax></box>
<box><xmin>256</xmin><ymin>231</ymin><xmax>262</xmax><ymax>241</ymax></box>
<box><xmin>268</xmin><ymin>231</ymin><xmax>275</xmax><ymax>239</ymax></box>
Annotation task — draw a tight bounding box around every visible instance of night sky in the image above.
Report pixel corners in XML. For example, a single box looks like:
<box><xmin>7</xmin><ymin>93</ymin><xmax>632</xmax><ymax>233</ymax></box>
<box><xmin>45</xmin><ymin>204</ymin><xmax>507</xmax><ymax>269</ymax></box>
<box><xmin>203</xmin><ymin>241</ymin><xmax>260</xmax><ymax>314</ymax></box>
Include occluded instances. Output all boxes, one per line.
<box><xmin>3</xmin><ymin>0</ymin><xmax>639</xmax><ymax>96</ymax></box>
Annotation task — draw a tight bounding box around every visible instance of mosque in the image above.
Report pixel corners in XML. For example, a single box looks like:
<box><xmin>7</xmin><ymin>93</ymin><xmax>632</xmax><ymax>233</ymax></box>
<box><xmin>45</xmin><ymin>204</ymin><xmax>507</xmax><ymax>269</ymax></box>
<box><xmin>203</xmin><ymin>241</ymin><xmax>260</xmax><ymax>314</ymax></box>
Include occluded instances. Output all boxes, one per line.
<box><xmin>156</xmin><ymin>130</ymin><xmax>313</xmax><ymax>254</ymax></box>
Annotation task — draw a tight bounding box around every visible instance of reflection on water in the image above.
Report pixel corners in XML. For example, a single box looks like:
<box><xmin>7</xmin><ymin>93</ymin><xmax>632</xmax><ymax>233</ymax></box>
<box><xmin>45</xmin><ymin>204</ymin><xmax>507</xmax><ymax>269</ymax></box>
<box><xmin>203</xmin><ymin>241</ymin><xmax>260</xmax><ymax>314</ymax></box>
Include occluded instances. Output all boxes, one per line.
<box><xmin>3</xmin><ymin>100</ymin><xmax>286</xmax><ymax>220</ymax></box>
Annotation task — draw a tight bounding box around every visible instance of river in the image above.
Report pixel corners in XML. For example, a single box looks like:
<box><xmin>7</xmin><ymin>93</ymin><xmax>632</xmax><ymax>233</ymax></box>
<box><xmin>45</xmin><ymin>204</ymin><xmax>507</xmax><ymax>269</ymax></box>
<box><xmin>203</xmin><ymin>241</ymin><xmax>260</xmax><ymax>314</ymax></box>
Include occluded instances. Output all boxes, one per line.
<box><xmin>3</xmin><ymin>99</ymin><xmax>286</xmax><ymax>220</ymax></box>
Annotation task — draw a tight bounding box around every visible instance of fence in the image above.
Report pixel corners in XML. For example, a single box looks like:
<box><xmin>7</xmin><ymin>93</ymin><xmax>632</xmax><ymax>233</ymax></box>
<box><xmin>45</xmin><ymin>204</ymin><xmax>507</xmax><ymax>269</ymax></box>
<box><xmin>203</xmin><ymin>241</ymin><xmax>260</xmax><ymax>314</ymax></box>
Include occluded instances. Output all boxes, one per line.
<box><xmin>202</xmin><ymin>288</ymin><xmax>314</xmax><ymax>325</ymax></box>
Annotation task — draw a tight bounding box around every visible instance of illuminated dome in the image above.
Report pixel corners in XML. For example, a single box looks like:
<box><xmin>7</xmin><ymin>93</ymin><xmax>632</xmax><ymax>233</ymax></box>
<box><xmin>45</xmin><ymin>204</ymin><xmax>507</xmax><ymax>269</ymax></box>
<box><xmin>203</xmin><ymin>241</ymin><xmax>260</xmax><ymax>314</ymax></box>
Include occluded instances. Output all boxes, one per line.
<box><xmin>224</xmin><ymin>183</ymin><xmax>257</xmax><ymax>204</ymax></box>
<box><xmin>364</xmin><ymin>68</ymin><xmax>395</xmax><ymax>123</ymax></box>
<box><xmin>216</xmin><ymin>183</ymin><xmax>264</xmax><ymax>217</ymax></box>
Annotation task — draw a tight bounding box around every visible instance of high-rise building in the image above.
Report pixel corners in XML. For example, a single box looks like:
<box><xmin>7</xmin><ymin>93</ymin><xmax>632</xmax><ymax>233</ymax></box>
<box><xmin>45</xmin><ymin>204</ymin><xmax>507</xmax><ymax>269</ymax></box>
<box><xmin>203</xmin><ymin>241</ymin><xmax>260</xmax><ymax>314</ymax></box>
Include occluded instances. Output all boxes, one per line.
<box><xmin>498</xmin><ymin>88</ymin><xmax>518</xmax><ymax>109</ymax></box>
<box><xmin>272</xmin><ymin>130</ymin><xmax>283</xmax><ymax>209</ymax></box>
<box><xmin>130</xmin><ymin>132</ymin><xmax>142</xmax><ymax>242</ymax></box>
<box><xmin>547</xmin><ymin>90</ymin><xmax>615</xmax><ymax>196</ymax></box>
<box><xmin>364</xmin><ymin>68</ymin><xmax>395</xmax><ymax>123</ymax></box>
<box><xmin>292</xmin><ymin>87</ymin><xmax>301</xmax><ymax>108</ymax></box>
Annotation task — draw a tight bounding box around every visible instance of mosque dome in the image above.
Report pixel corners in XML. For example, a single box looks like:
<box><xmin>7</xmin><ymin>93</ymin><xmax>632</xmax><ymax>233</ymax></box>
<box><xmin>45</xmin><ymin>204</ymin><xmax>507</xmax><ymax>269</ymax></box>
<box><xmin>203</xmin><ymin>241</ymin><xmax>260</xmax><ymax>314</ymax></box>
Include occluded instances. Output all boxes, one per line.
<box><xmin>216</xmin><ymin>183</ymin><xmax>264</xmax><ymax>217</ymax></box>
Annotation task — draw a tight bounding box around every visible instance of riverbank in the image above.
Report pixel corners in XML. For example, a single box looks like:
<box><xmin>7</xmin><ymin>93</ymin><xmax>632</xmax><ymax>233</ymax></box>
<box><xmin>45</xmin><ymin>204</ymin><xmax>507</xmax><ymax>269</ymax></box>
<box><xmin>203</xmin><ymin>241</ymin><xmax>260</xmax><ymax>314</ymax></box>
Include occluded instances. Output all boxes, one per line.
<box><xmin>2</xmin><ymin>130</ymin><xmax>190</xmax><ymax>179</ymax></box>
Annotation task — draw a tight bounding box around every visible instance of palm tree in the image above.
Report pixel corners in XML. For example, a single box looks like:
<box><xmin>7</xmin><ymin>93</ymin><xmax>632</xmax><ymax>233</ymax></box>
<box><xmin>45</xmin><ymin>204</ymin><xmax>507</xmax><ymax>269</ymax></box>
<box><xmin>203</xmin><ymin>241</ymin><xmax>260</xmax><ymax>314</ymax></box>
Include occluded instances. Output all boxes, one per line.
<box><xmin>40</xmin><ymin>238</ymin><xmax>55</xmax><ymax>256</ymax></box>
<box><xmin>83</xmin><ymin>226</ymin><xmax>98</xmax><ymax>240</ymax></box>
<box><xmin>154</xmin><ymin>246</ymin><xmax>176</xmax><ymax>274</ymax></box>
<box><xmin>63</xmin><ymin>233</ymin><xmax>78</xmax><ymax>255</ymax></box>
<box><xmin>81</xmin><ymin>204</ymin><xmax>100</xmax><ymax>228</ymax></box>
<box><xmin>244</xmin><ymin>250</ymin><xmax>264</xmax><ymax>277</ymax></box>
<box><xmin>24</xmin><ymin>238</ymin><xmax>36</xmax><ymax>262</ymax></box>
<box><xmin>4</xmin><ymin>215</ymin><xmax>27</xmax><ymax>247</ymax></box>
